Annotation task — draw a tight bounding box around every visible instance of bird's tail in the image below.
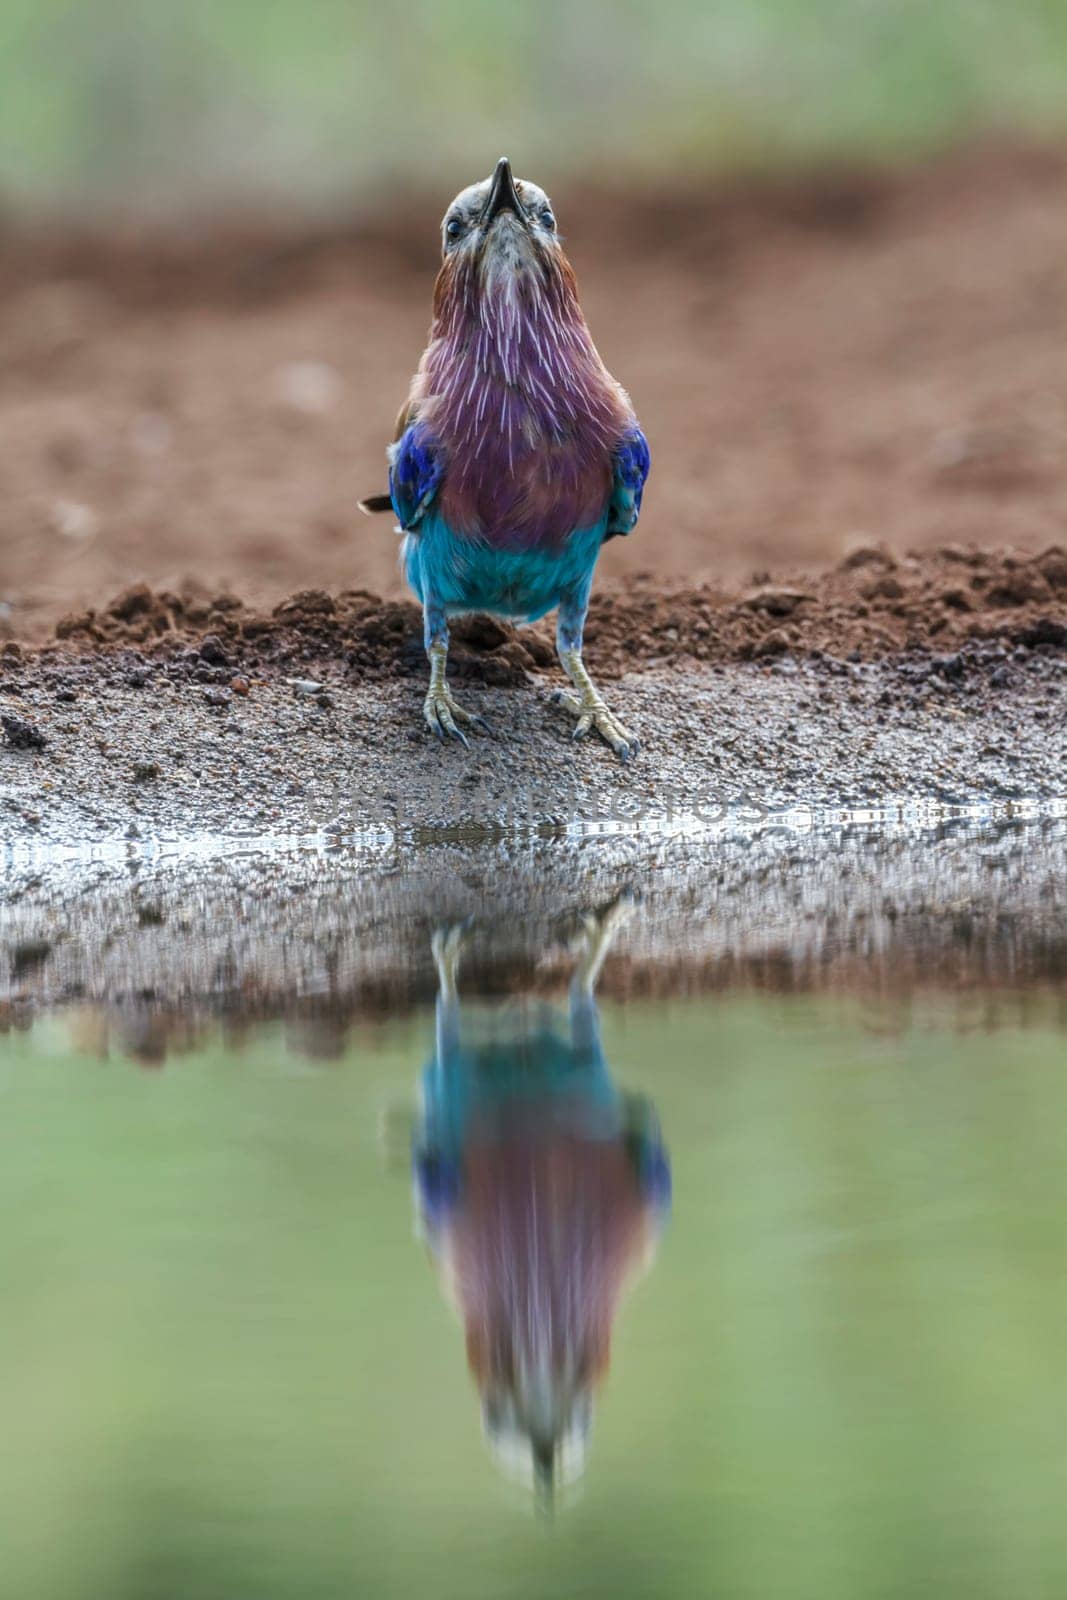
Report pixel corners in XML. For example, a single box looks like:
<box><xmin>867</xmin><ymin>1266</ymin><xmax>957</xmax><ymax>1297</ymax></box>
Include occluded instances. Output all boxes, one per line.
<box><xmin>358</xmin><ymin>493</ymin><xmax>394</xmax><ymax>515</ymax></box>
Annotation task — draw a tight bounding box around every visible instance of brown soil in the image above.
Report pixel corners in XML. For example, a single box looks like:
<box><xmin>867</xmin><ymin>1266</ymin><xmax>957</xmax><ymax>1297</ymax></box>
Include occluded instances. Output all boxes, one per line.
<box><xmin>16</xmin><ymin>539</ymin><xmax>1065</xmax><ymax>691</ymax></box>
<box><xmin>4</xmin><ymin>145</ymin><xmax>1067</xmax><ymax>644</ymax></box>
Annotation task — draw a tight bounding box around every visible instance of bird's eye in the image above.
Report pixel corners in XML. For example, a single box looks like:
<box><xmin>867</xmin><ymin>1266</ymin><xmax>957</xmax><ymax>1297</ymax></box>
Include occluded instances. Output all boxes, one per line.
<box><xmin>445</xmin><ymin>216</ymin><xmax>464</xmax><ymax>240</ymax></box>
<box><xmin>540</xmin><ymin>208</ymin><xmax>556</xmax><ymax>231</ymax></box>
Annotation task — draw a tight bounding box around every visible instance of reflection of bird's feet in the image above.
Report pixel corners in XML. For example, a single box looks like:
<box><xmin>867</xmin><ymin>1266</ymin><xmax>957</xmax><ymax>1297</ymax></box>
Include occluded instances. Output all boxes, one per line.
<box><xmin>424</xmin><ymin>684</ymin><xmax>490</xmax><ymax>747</ymax></box>
<box><xmin>431</xmin><ymin>921</ymin><xmax>469</xmax><ymax>997</ymax></box>
<box><xmin>571</xmin><ymin>889</ymin><xmax>637</xmax><ymax>988</ymax></box>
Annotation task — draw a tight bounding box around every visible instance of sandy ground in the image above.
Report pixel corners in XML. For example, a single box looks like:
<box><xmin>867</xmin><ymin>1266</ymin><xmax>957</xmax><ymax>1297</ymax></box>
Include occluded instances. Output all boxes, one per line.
<box><xmin>1</xmin><ymin>634</ymin><xmax>1063</xmax><ymax>845</ymax></box>
<box><xmin>4</xmin><ymin>146</ymin><xmax>1067</xmax><ymax>639</ymax></box>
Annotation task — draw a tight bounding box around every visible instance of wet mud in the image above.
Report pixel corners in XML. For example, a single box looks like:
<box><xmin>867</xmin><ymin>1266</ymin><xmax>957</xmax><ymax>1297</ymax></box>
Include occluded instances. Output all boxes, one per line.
<box><xmin>0</xmin><ymin>622</ymin><xmax>1063</xmax><ymax>845</ymax></box>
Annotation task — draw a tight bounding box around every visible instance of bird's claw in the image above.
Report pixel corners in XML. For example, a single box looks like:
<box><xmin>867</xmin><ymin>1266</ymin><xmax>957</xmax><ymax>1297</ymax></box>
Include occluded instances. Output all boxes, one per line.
<box><xmin>431</xmin><ymin>920</ymin><xmax>468</xmax><ymax>965</ymax></box>
<box><xmin>570</xmin><ymin>888</ymin><xmax>637</xmax><ymax>956</ymax></box>
<box><xmin>423</xmin><ymin>686</ymin><xmax>490</xmax><ymax>747</ymax></box>
<box><xmin>552</xmin><ymin>689</ymin><xmax>638</xmax><ymax>762</ymax></box>
<box><xmin>570</xmin><ymin>888</ymin><xmax>637</xmax><ymax>990</ymax></box>
<box><xmin>431</xmin><ymin>921</ymin><xmax>469</xmax><ymax>994</ymax></box>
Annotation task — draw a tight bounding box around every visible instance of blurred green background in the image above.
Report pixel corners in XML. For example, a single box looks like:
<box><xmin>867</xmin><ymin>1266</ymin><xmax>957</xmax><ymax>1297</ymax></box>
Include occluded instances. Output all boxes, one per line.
<box><xmin>3</xmin><ymin>993</ymin><xmax>1067</xmax><ymax>1598</ymax></box>
<box><xmin>3</xmin><ymin>0</ymin><xmax>1067</xmax><ymax>217</ymax></box>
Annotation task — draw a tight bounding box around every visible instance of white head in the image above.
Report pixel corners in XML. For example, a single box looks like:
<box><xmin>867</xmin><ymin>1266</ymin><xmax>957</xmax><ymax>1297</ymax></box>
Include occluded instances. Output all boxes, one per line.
<box><xmin>438</xmin><ymin>157</ymin><xmax>562</xmax><ymax>283</ymax></box>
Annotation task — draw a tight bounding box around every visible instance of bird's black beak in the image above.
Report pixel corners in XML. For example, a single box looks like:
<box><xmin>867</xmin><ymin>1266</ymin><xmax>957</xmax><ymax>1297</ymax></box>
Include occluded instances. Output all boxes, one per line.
<box><xmin>482</xmin><ymin>156</ymin><xmax>525</xmax><ymax>226</ymax></box>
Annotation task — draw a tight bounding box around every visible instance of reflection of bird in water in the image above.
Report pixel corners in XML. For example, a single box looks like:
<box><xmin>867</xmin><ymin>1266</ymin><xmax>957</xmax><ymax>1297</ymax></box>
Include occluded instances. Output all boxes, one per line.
<box><xmin>410</xmin><ymin>894</ymin><xmax>670</xmax><ymax>1500</ymax></box>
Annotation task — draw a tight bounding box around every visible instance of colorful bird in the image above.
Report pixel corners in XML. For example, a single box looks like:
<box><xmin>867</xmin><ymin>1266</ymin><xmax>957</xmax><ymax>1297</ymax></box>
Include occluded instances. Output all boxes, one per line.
<box><xmin>410</xmin><ymin>896</ymin><xmax>671</xmax><ymax>1500</ymax></box>
<box><xmin>361</xmin><ymin>158</ymin><xmax>650</xmax><ymax>759</ymax></box>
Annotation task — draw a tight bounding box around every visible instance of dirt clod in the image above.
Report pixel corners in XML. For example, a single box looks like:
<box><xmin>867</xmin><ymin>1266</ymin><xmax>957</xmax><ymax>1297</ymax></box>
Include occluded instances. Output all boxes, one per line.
<box><xmin>108</xmin><ymin>584</ymin><xmax>157</xmax><ymax>622</ymax></box>
<box><xmin>198</xmin><ymin>634</ymin><xmax>230</xmax><ymax>665</ymax></box>
<box><xmin>2</xmin><ymin>714</ymin><xmax>48</xmax><ymax>751</ymax></box>
<box><xmin>740</xmin><ymin>588</ymin><xmax>814</xmax><ymax>617</ymax></box>
<box><xmin>31</xmin><ymin>544</ymin><xmax>1065</xmax><ymax>687</ymax></box>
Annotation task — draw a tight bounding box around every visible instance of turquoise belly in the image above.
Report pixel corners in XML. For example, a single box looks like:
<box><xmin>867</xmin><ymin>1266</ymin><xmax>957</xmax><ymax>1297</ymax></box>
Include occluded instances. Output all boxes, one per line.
<box><xmin>403</xmin><ymin>513</ymin><xmax>606</xmax><ymax>623</ymax></box>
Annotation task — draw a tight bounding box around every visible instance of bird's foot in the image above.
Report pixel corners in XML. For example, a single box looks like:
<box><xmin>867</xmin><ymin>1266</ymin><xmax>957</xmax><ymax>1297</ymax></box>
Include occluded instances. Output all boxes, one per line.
<box><xmin>571</xmin><ymin>888</ymin><xmax>636</xmax><ymax>954</ymax></box>
<box><xmin>423</xmin><ymin>683</ymin><xmax>490</xmax><ymax>747</ymax></box>
<box><xmin>571</xmin><ymin>889</ymin><xmax>637</xmax><ymax>990</ymax></box>
<box><xmin>552</xmin><ymin>687</ymin><xmax>638</xmax><ymax>762</ymax></box>
<box><xmin>431</xmin><ymin>921</ymin><xmax>469</xmax><ymax>996</ymax></box>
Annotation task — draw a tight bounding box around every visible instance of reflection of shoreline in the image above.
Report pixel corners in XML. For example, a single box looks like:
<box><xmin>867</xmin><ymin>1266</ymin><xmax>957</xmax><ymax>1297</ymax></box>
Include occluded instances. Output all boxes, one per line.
<box><xmin>3</xmin><ymin>814</ymin><xmax>1065</xmax><ymax>1056</ymax></box>
<box><xmin>7</xmin><ymin>966</ymin><xmax>1067</xmax><ymax>1068</ymax></box>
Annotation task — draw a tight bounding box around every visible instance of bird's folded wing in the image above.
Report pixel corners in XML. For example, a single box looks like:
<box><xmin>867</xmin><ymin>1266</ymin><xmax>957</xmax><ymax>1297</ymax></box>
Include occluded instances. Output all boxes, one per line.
<box><xmin>605</xmin><ymin>424</ymin><xmax>651</xmax><ymax>539</ymax></box>
<box><xmin>387</xmin><ymin>422</ymin><xmax>445</xmax><ymax>531</ymax></box>
<box><xmin>359</xmin><ymin>402</ymin><xmax>439</xmax><ymax>519</ymax></box>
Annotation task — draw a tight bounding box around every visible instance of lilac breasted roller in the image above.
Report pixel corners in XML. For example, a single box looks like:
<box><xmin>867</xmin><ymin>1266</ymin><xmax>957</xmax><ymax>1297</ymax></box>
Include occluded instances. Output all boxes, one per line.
<box><xmin>361</xmin><ymin>158</ymin><xmax>650</xmax><ymax>759</ymax></box>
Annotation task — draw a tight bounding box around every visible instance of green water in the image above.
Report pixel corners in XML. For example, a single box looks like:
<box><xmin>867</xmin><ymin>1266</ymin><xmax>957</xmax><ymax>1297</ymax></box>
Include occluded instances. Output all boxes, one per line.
<box><xmin>3</xmin><ymin>989</ymin><xmax>1066</xmax><ymax>1599</ymax></box>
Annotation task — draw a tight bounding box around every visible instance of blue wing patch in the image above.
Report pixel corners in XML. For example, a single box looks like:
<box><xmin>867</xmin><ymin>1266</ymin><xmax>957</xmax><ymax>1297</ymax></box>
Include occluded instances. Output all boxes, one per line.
<box><xmin>605</xmin><ymin>424</ymin><xmax>650</xmax><ymax>540</ymax></box>
<box><xmin>414</xmin><ymin>1148</ymin><xmax>461</xmax><ymax>1225</ymax></box>
<box><xmin>388</xmin><ymin>423</ymin><xmax>444</xmax><ymax>531</ymax></box>
<box><xmin>638</xmin><ymin>1141</ymin><xmax>672</xmax><ymax>1216</ymax></box>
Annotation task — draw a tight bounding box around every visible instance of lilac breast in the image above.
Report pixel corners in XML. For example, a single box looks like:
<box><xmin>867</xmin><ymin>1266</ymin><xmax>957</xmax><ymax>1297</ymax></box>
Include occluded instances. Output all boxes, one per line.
<box><xmin>419</xmin><ymin>260</ymin><xmax>632</xmax><ymax>552</ymax></box>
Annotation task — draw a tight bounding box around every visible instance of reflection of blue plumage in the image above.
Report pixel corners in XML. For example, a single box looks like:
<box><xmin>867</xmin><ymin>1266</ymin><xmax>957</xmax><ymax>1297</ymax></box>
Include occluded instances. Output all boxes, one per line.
<box><xmin>414</xmin><ymin>921</ymin><xmax>669</xmax><ymax>1227</ymax></box>
<box><xmin>416</xmin><ymin>1014</ymin><xmax>620</xmax><ymax>1205</ymax></box>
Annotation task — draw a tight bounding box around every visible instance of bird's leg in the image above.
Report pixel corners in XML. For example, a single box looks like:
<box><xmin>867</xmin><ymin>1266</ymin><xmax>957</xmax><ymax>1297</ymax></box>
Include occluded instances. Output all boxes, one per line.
<box><xmin>431</xmin><ymin>920</ymin><xmax>466</xmax><ymax>1006</ymax></box>
<box><xmin>422</xmin><ymin>598</ymin><xmax>489</xmax><ymax>746</ymax></box>
<box><xmin>431</xmin><ymin>921</ymin><xmax>467</xmax><ymax>1064</ymax></box>
<box><xmin>552</xmin><ymin>588</ymin><xmax>638</xmax><ymax>760</ymax></box>
<box><xmin>568</xmin><ymin>889</ymin><xmax>636</xmax><ymax>1080</ymax></box>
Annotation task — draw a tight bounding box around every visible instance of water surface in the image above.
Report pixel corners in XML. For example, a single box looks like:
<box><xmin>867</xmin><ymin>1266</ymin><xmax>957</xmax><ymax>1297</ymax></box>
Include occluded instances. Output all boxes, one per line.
<box><xmin>2</xmin><ymin>817</ymin><xmax>1065</xmax><ymax>1598</ymax></box>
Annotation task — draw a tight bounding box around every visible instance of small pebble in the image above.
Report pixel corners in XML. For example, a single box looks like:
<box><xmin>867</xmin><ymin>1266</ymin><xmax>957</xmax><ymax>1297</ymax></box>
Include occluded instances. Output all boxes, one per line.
<box><xmin>199</xmin><ymin>634</ymin><xmax>230</xmax><ymax>666</ymax></box>
<box><xmin>1</xmin><ymin>713</ymin><xmax>48</xmax><ymax>750</ymax></box>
